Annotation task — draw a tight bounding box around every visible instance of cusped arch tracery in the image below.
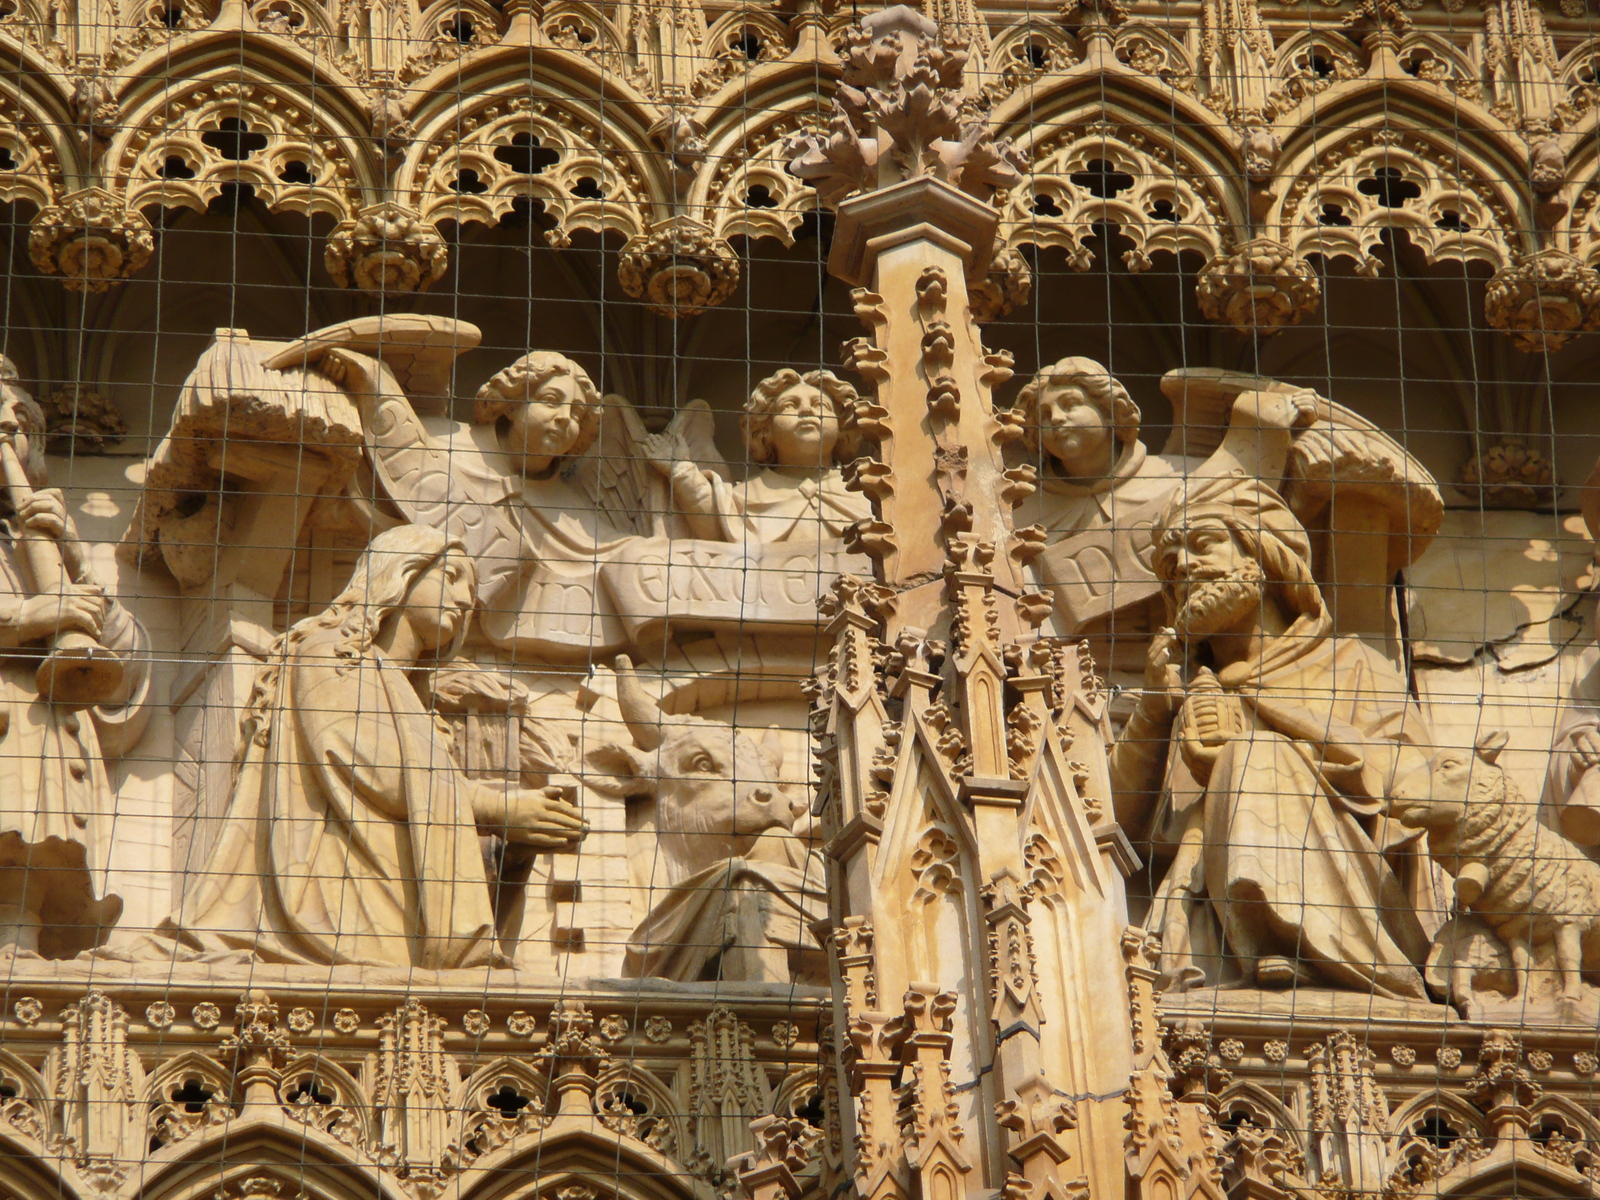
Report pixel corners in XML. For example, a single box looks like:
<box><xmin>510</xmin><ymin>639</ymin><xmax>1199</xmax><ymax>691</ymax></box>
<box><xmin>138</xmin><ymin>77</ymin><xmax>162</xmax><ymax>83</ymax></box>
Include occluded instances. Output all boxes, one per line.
<box><xmin>699</xmin><ymin>97</ymin><xmax>825</xmax><ymax>247</ymax></box>
<box><xmin>1213</xmin><ymin>1080</ymin><xmax>1304</xmax><ymax>1155</ymax></box>
<box><xmin>1274</xmin><ymin>122</ymin><xmax>1524</xmax><ymax>274</ymax></box>
<box><xmin>108</xmin><ymin>72</ymin><xmax>372</xmax><ymax>222</ymax></box>
<box><xmin>401</xmin><ymin>88</ymin><xmax>654</xmax><ymax>245</ymax></box>
<box><xmin>136</xmin><ymin>1121</ymin><xmax>403</xmax><ymax>1200</ymax></box>
<box><xmin>278</xmin><ymin>1052</ymin><xmax>375</xmax><ymax>1150</ymax></box>
<box><xmin>0</xmin><ymin>93</ymin><xmax>66</xmax><ymax>212</ymax></box>
<box><xmin>1000</xmin><ymin>122</ymin><xmax>1229</xmax><ymax>269</ymax></box>
<box><xmin>456</xmin><ymin>1127</ymin><xmax>718</xmax><ymax>1200</ymax></box>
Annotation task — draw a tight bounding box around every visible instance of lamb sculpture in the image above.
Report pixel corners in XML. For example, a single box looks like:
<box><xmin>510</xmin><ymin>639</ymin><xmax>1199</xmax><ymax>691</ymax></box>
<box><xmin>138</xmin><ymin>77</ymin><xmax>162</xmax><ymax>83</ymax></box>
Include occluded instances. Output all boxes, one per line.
<box><xmin>1391</xmin><ymin>729</ymin><xmax>1600</xmax><ymax>1012</ymax></box>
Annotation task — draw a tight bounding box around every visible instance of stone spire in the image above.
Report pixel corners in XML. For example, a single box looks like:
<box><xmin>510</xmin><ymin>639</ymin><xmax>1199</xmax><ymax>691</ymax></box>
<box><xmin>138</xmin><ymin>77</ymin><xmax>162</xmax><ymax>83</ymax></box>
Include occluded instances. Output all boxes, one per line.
<box><xmin>793</xmin><ymin>11</ymin><xmax>1133</xmax><ymax>1199</ymax></box>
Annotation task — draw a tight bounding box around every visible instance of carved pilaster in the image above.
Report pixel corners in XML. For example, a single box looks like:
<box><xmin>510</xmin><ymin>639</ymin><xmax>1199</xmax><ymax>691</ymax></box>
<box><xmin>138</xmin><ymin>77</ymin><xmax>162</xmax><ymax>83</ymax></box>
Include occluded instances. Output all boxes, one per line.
<box><xmin>373</xmin><ymin>999</ymin><xmax>456</xmax><ymax>1184</ymax></box>
<box><xmin>51</xmin><ymin>991</ymin><xmax>143</xmax><ymax>1188</ymax></box>
<box><xmin>794</xmin><ymin>12</ymin><xmax>1123</xmax><ymax>1200</ymax></box>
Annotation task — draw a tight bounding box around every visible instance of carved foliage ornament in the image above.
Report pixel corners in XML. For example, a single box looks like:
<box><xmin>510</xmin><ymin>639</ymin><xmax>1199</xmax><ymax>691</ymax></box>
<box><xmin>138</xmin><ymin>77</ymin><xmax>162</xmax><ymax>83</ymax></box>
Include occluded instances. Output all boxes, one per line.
<box><xmin>29</xmin><ymin>188</ymin><xmax>155</xmax><ymax>292</ymax></box>
<box><xmin>1196</xmin><ymin>237</ymin><xmax>1321</xmax><ymax>332</ymax></box>
<box><xmin>786</xmin><ymin>6</ymin><xmax>1025</xmax><ymax>207</ymax></box>
<box><xmin>1485</xmin><ymin>248</ymin><xmax>1600</xmax><ymax>352</ymax></box>
<box><xmin>618</xmin><ymin>217</ymin><xmax>741</xmax><ymax>316</ymax></box>
<box><xmin>324</xmin><ymin>202</ymin><xmax>449</xmax><ymax>294</ymax></box>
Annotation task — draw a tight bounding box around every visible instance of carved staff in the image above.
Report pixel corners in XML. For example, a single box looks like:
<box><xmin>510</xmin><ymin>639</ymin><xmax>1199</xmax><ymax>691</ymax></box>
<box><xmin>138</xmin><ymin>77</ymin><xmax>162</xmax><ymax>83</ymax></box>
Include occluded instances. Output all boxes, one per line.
<box><xmin>0</xmin><ymin>438</ymin><xmax>123</xmax><ymax>705</ymax></box>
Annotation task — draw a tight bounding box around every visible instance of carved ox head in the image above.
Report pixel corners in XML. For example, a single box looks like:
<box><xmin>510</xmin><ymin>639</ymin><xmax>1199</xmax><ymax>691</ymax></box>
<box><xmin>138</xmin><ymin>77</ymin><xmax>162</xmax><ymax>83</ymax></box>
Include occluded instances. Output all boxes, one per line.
<box><xmin>585</xmin><ymin>656</ymin><xmax>793</xmax><ymax>878</ymax></box>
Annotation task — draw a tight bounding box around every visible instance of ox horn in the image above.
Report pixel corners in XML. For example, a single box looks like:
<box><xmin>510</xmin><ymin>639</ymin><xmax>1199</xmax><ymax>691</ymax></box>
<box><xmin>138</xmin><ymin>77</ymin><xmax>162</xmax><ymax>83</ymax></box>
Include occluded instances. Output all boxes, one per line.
<box><xmin>612</xmin><ymin>655</ymin><xmax>665</xmax><ymax>751</ymax></box>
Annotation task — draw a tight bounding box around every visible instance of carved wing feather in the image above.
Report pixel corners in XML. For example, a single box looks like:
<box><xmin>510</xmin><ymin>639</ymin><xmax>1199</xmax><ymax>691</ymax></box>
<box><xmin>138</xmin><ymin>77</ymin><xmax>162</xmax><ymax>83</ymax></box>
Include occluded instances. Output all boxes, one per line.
<box><xmin>566</xmin><ymin>396</ymin><xmax>729</xmax><ymax>537</ymax></box>
<box><xmin>358</xmin><ymin>388</ymin><xmax>528</xmax><ymax>604</ymax></box>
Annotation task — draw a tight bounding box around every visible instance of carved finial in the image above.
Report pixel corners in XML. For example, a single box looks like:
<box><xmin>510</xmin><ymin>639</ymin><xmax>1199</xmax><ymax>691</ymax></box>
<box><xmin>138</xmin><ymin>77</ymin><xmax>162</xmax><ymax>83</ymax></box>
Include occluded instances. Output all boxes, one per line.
<box><xmin>786</xmin><ymin>6</ymin><xmax>1024</xmax><ymax>206</ymax></box>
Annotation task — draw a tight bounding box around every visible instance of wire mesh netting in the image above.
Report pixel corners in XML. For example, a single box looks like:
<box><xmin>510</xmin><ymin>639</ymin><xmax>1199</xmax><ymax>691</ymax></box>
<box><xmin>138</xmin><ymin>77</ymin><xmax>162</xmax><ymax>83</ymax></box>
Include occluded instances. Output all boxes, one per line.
<box><xmin>1</xmin><ymin>2</ymin><xmax>1600</xmax><ymax>1198</ymax></box>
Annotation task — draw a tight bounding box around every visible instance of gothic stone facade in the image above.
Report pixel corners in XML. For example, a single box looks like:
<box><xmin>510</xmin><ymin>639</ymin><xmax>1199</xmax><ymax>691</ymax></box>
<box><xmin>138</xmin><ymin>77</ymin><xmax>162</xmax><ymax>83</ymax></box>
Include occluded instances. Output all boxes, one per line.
<box><xmin>0</xmin><ymin>2</ymin><xmax>1598</xmax><ymax>1200</ymax></box>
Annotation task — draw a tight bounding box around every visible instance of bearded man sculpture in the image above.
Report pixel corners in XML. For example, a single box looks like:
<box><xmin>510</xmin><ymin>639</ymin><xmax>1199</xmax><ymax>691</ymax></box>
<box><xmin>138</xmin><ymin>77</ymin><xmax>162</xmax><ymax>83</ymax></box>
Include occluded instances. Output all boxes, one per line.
<box><xmin>1110</xmin><ymin>471</ymin><xmax>1432</xmax><ymax>1000</ymax></box>
<box><xmin>154</xmin><ymin>524</ymin><xmax>586</xmax><ymax>968</ymax></box>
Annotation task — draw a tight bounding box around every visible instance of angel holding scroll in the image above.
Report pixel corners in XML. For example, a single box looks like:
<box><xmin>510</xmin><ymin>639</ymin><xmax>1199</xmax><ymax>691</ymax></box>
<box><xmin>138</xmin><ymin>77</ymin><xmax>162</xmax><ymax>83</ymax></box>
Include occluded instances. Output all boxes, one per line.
<box><xmin>314</xmin><ymin>346</ymin><xmax>726</xmax><ymax>662</ymax></box>
<box><xmin>0</xmin><ymin>358</ymin><xmax>149</xmax><ymax>959</ymax></box>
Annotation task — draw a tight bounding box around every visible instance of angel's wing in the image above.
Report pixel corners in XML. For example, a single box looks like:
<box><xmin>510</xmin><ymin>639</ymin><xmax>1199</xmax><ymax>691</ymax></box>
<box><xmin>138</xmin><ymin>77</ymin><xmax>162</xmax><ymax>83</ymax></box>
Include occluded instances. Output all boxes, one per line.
<box><xmin>565</xmin><ymin>396</ymin><xmax>729</xmax><ymax>537</ymax></box>
<box><xmin>356</xmin><ymin>381</ymin><xmax>528</xmax><ymax>606</ymax></box>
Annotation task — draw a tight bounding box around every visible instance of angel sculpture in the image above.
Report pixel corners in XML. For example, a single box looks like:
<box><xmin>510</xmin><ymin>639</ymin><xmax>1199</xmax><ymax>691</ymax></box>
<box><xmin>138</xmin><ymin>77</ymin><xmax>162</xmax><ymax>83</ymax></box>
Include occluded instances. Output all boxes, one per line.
<box><xmin>316</xmin><ymin>345</ymin><xmax>726</xmax><ymax>661</ymax></box>
<box><xmin>646</xmin><ymin>367</ymin><xmax>870</xmax><ymax>550</ymax></box>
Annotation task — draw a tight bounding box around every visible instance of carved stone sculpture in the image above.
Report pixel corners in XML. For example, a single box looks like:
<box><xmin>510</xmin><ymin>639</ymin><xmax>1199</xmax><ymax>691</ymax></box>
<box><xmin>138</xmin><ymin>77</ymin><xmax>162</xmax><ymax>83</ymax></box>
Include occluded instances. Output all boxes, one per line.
<box><xmin>1110</xmin><ymin>470</ymin><xmax>1433</xmax><ymax>998</ymax></box>
<box><xmin>324</xmin><ymin>202</ymin><xmax>449</xmax><ymax>295</ymax></box>
<box><xmin>27</xmin><ymin>188</ymin><xmax>155</xmax><ymax>293</ymax></box>
<box><xmin>147</xmin><ymin>523</ymin><xmax>586</xmax><ymax>968</ymax></box>
<box><xmin>651</xmin><ymin>368</ymin><xmax>871</xmax><ymax>549</ymax></box>
<box><xmin>328</xmin><ymin>344</ymin><xmax>718</xmax><ymax>660</ymax></box>
<box><xmin>585</xmin><ymin>658</ymin><xmax>826</xmax><ymax>985</ymax></box>
<box><xmin>1394</xmin><ymin>730</ymin><xmax>1600</xmax><ymax>1014</ymax></box>
<box><xmin>1013</xmin><ymin>361</ymin><xmax>1312</xmax><ymax>684</ymax></box>
<box><xmin>617</xmin><ymin>216</ymin><xmax>741</xmax><ymax>317</ymax></box>
<box><xmin>1195</xmin><ymin>238</ymin><xmax>1320</xmax><ymax>332</ymax></box>
<box><xmin>0</xmin><ymin>359</ymin><xmax>150</xmax><ymax>958</ymax></box>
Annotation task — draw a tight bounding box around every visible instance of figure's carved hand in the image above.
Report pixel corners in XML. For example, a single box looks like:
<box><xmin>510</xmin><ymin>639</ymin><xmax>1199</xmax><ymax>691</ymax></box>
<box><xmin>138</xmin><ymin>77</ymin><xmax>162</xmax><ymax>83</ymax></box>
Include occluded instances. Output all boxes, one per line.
<box><xmin>641</xmin><ymin>429</ymin><xmax>692</xmax><ymax>479</ymax></box>
<box><xmin>1231</xmin><ymin>387</ymin><xmax>1319</xmax><ymax>433</ymax></box>
<box><xmin>318</xmin><ymin>347</ymin><xmax>384</xmax><ymax>399</ymax></box>
<box><xmin>493</xmin><ymin>785</ymin><xmax>588</xmax><ymax>848</ymax></box>
<box><xmin>17</xmin><ymin>583</ymin><xmax>105</xmax><ymax>642</ymax></box>
<box><xmin>1140</xmin><ymin>628</ymin><xmax>1184</xmax><ymax>719</ymax></box>
<box><xmin>1572</xmin><ymin>727</ymin><xmax>1600</xmax><ymax>771</ymax></box>
<box><xmin>18</xmin><ymin>489</ymin><xmax>70</xmax><ymax>540</ymax></box>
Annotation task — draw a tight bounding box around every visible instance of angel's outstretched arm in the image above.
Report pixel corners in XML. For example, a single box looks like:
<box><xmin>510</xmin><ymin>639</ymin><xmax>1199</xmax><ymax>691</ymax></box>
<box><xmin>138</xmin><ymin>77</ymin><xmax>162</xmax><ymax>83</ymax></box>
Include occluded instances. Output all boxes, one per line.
<box><xmin>320</xmin><ymin>348</ymin><xmax>528</xmax><ymax>601</ymax></box>
<box><xmin>1193</xmin><ymin>387</ymin><xmax>1318</xmax><ymax>486</ymax></box>
<box><xmin>644</xmin><ymin>428</ymin><xmax>733</xmax><ymax>540</ymax></box>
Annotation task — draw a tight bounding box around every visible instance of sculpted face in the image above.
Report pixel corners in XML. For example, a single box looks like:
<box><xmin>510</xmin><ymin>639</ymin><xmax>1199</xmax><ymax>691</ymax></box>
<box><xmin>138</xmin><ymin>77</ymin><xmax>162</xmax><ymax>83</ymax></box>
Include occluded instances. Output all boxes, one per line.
<box><xmin>397</xmin><ymin>558</ymin><xmax>475</xmax><ymax>653</ymax></box>
<box><xmin>1158</xmin><ymin>520</ymin><xmax>1266</xmax><ymax>640</ymax></box>
<box><xmin>1036</xmin><ymin>383</ymin><xmax>1115</xmax><ymax>478</ymax></box>
<box><xmin>504</xmin><ymin>372</ymin><xmax>585</xmax><ymax>476</ymax></box>
<box><xmin>0</xmin><ymin>385</ymin><xmax>37</xmax><ymax>470</ymax></box>
<box><xmin>766</xmin><ymin>382</ymin><xmax>839</xmax><ymax>469</ymax></box>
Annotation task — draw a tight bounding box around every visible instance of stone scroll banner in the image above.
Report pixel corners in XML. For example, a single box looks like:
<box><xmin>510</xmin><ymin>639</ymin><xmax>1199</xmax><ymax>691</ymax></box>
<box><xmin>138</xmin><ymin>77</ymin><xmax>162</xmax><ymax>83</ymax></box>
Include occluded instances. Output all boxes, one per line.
<box><xmin>599</xmin><ymin>537</ymin><xmax>871</xmax><ymax>643</ymax></box>
<box><xmin>478</xmin><ymin>536</ymin><xmax>871</xmax><ymax>656</ymax></box>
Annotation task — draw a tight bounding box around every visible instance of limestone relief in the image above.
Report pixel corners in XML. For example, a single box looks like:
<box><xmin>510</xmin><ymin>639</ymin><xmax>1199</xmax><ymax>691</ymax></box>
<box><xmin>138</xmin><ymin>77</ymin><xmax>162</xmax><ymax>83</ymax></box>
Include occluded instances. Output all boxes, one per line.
<box><xmin>139</xmin><ymin>522</ymin><xmax>586</xmax><ymax>969</ymax></box>
<box><xmin>0</xmin><ymin>358</ymin><xmax>150</xmax><ymax>960</ymax></box>
<box><xmin>1110</xmin><ymin>471</ymin><xmax>1434</xmax><ymax>1000</ymax></box>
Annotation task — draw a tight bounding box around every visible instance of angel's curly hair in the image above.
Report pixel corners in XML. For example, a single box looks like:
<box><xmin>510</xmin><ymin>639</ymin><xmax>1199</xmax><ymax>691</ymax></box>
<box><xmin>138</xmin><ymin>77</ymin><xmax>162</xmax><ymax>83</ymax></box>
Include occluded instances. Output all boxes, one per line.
<box><xmin>742</xmin><ymin>369</ymin><xmax>861</xmax><ymax>465</ymax></box>
<box><xmin>1011</xmin><ymin>356</ymin><xmax>1141</xmax><ymax>455</ymax></box>
<box><xmin>474</xmin><ymin>351</ymin><xmax>603</xmax><ymax>461</ymax></box>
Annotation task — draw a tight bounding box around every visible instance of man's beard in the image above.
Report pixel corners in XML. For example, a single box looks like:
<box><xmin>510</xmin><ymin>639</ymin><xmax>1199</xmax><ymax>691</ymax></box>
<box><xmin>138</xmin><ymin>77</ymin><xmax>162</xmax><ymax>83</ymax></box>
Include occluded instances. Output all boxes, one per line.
<box><xmin>1172</xmin><ymin>564</ymin><xmax>1266</xmax><ymax>639</ymax></box>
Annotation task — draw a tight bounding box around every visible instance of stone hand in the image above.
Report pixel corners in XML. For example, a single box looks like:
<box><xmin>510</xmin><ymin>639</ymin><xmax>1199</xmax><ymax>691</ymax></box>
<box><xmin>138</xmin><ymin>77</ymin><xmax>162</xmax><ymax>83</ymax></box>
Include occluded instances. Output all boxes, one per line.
<box><xmin>17</xmin><ymin>488</ymin><xmax>70</xmax><ymax>540</ymax></box>
<box><xmin>1141</xmin><ymin>627</ymin><xmax>1185</xmax><ymax>718</ymax></box>
<box><xmin>17</xmin><ymin>583</ymin><xmax>105</xmax><ymax>642</ymax></box>
<box><xmin>1572</xmin><ymin>727</ymin><xmax>1600</xmax><ymax>771</ymax></box>
<box><xmin>497</xmin><ymin>785</ymin><xmax>588</xmax><ymax>848</ymax></box>
<box><xmin>641</xmin><ymin>429</ymin><xmax>691</xmax><ymax>479</ymax></box>
<box><xmin>1231</xmin><ymin>387</ymin><xmax>1319</xmax><ymax>432</ymax></box>
<box><xmin>318</xmin><ymin>347</ymin><xmax>384</xmax><ymax>399</ymax></box>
